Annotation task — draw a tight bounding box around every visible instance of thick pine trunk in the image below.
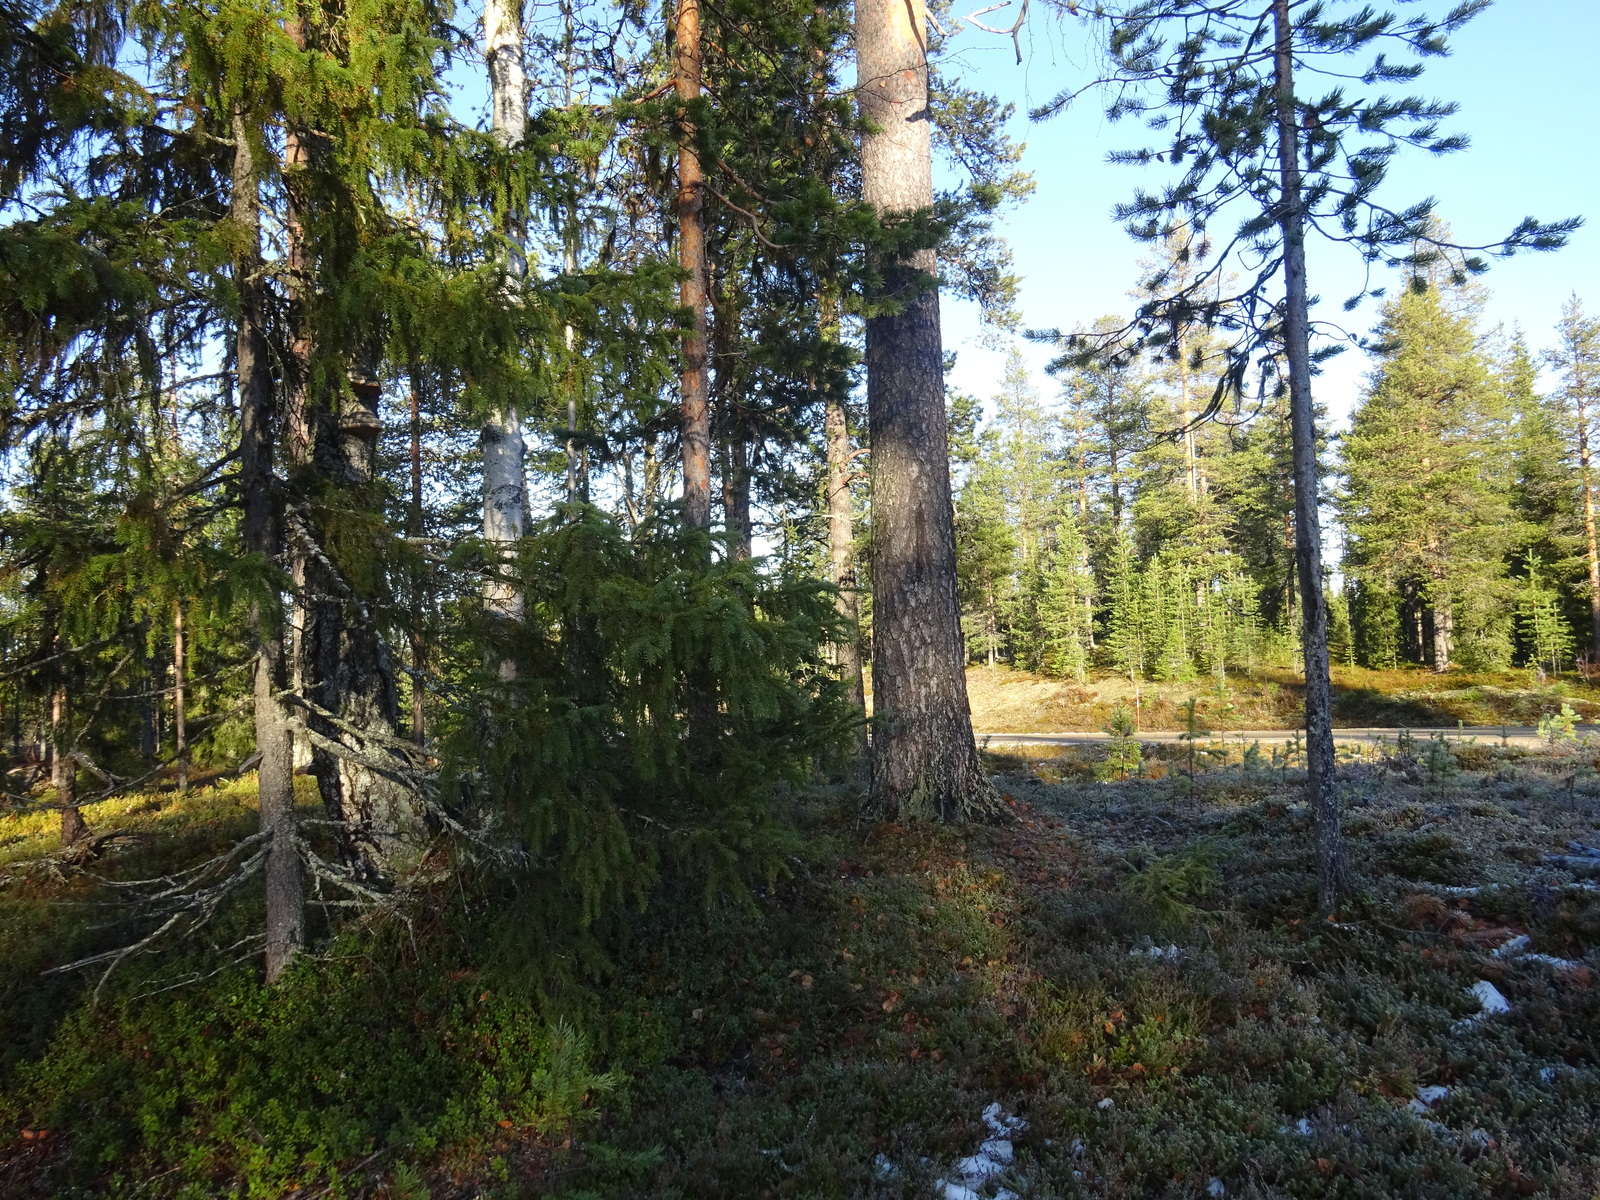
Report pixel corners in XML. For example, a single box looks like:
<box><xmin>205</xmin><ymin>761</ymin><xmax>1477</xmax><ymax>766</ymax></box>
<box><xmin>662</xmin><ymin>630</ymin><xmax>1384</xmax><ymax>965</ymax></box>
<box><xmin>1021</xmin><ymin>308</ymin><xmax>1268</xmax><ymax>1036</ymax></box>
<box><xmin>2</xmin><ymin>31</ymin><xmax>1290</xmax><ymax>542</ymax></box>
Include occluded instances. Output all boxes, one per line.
<box><xmin>234</xmin><ymin>110</ymin><xmax>303</xmax><ymax>981</ymax></box>
<box><xmin>674</xmin><ymin>0</ymin><xmax>712</xmax><ymax>528</ymax></box>
<box><xmin>825</xmin><ymin>382</ymin><xmax>869</xmax><ymax>757</ymax></box>
<box><xmin>1274</xmin><ymin>0</ymin><xmax>1348</xmax><ymax>915</ymax></box>
<box><xmin>1432</xmin><ymin>606</ymin><xmax>1453</xmax><ymax>672</ymax></box>
<box><xmin>483</xmin><ymin>0</ymin><xmax>528</xmax><ymax>634</ymax></box>
<box><xmin>856</xmin><ymin>0</ymin><xmax>997</xmax><ymax>823</ymax></box>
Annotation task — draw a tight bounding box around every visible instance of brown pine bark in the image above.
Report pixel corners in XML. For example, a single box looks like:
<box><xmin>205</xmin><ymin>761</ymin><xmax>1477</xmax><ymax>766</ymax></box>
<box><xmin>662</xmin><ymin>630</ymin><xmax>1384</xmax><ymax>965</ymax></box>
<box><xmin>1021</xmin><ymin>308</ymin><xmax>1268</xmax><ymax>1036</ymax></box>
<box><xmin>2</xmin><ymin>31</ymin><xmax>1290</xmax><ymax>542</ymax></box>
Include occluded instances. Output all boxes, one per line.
<box><xmin>674</xmin><ymin>0</ymin><xmax>711</xmax><ymax>528</ymax></box>
<box><xmin>856</xmin><ymin>0</ymin><xmax>997</xmax><ymax>823</ymax></box>
<box><xmin>233</xmin><ymin>109</ymin><xmax>303</xmax><ymax>981</ymax></box>
<box><xmin>1274</xmin><ymin>0</ymin><xmax>1348</xmax><ymax>915</ymax></box>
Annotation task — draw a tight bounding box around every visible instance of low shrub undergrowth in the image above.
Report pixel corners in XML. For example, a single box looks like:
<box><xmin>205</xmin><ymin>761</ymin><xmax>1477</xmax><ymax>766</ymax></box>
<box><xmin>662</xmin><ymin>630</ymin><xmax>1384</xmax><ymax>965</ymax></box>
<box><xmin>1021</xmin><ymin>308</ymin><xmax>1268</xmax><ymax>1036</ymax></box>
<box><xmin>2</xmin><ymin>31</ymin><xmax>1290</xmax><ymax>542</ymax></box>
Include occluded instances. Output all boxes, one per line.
<box><xmin>5</xmin><ymin>744</ymin><xmax>1600</xmax><ymax>1197</ymax></box>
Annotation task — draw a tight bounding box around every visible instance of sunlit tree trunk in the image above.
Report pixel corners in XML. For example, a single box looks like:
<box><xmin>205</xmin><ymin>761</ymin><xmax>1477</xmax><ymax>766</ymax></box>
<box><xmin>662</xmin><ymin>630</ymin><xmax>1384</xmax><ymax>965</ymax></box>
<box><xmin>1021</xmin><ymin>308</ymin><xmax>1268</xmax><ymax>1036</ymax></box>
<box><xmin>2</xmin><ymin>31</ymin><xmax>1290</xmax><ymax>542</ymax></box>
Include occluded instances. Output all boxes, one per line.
<box><xmin>674</xmin><ymin>0</ymin><xmax>712</xmax><ymax>528</ymax></box>
<box><xmin>1575</xmin><ymin>383</ymin><xmax>1600</xmax><ymax>653</ymax></box>
<box><xmin>482</xmin><ymin>0</ymin><xmax>528</xmax><ymax>642</ymax></box>
<box><xmin>1274</xmin><ymin>0</ymin><xmax>1348</xmax><ymax>914</ymax></box>
<box><xmin>408</xmin><ymin>374</ymin><xmax>427</xmax><ymax>743</ymax></box>
<box><xmin>856</xmin><ymin>0</ymin><xmax>996</xmax><ymax>822</ymax></box>
<box><xmin>172</xmin><ymin>600</ymin><xmax>187</xmax><ymax>793</ymax></box>
<box><xmin>233</xmin><ymin>109</ymin><xmax>303</xmax><ymax>981</ymax></box>
<box><xmin>52</xmin><ymin>671</ymin><xmax>86</xmax><ymax>847</ymax></box>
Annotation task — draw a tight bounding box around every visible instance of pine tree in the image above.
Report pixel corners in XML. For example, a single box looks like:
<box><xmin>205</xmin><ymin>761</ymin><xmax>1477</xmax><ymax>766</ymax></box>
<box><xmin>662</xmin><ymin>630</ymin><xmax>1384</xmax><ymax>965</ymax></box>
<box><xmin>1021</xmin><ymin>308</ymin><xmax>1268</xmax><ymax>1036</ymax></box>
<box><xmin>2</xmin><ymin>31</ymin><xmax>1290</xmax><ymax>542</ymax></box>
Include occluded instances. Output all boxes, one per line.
<box><xmin>856</xmin><ymin>0</ymin><xmax>996</xmax><ymax>821</ymax></box>
<box><xmin>1053</xmin><ymin>0</ymin><xmax>1577</xmax><ymax>914</ymax></box>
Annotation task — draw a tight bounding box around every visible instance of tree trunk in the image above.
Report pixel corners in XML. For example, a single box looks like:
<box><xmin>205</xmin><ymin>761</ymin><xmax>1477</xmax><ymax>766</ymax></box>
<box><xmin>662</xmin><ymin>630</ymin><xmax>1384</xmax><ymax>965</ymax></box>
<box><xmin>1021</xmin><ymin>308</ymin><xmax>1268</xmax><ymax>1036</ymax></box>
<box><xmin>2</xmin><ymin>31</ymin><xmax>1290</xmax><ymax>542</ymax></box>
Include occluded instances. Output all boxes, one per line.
<box><xmin>51</xmin><ymin>679</ymin><xmax>86</xmax><ymax>847</ymax></box>
<box><xmin>1577</xmin><ymin>390</ymin><xmax>1600</xmax><ymax>653</ymax></box>
<box><xmin>234</xmin><ymin>109</ymin><xmax>303</xmax><ymax>981</ymax></box>
<box><xmin>483</xmin><ymin>0</ymin><xmax>528</xmax><ymax>639</ymax></box>
<box><xmin>301</xmin><ymin>373</ymin><xmax>423</xmax><ymax>883</ymax></box>
<box><xmin>725</xmin><ymin>436</ymin><xmax>751</xmax><ymax>559</ymax></box>
<box><xmin>856</xmin><ymin>0</ymin><xmax>997</xmax><ymax>823</ymax></box>
<box><xmin>1432</xmin><ymin>604</ymin><xmax>1453</xmax><ymax>672</ymax></box>
<box><xmin>172</xmin><ymin>600</ymin><xmax>188</xmax><ymax>793</ymax></box>
<box><xmin>1274</xmin><ymin>0</ymin><xmax>1348</xmax><ymax>915</ymax></box>
<box><xmin>825</xmin><ymin>375</ymin><xmax>869</xmax><ymax>758</ymax></box>
<box><xmin>139</xmin><ymin>624</ymin><xmax>157</xmax><ymax>760</ymax></box>
<box><xmin>409</xmin><ymin>375</ymin><xmax>427</xmax><ymax>743</ymax></box>
<box><xmin>283</xmin><ymin>17</ymin><xmax>314</xmax><ymax>775</ymax></box>
<box><xmin>674</xmin><ymin>0</ymin><xmax>712</xmax><ymax>528</ymax></box>
<box><xmin>1180</xmin><ymin>330</ymin><xmax>1198</xmax><ymax>501</ymax></box>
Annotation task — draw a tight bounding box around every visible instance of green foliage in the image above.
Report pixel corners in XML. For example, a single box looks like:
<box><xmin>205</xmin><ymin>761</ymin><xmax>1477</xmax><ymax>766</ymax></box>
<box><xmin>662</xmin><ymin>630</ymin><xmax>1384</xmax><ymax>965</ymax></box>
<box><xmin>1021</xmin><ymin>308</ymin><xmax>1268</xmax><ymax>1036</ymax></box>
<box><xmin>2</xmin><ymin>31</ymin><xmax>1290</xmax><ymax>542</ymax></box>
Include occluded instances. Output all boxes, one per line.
<box><xmin>1119</xmin><ymin>840</ymin><xmax>1219</xmax><ymax>928</ymax></box>
<box><xmin>1096</xmin><ymin>704</ymin><xmax>1143</xmax><ymax>782</ymax></box>
<box><xmin>1376</xmin><ymin>830</ymin><xmax>1469</xmax><ymax>885</ymax></box>
<box><xmin>1518</xmin><ymin>555</ymin><xmax>1575</xmax><ymax>673</ymax></box>
<box><xmin>1422</xmin><ymin>733</ymin><xmax>1458</xmax><ymax>782</ymax></box>
<box><xmin>1538</xmin><ymin>702</ymin><xmax>1580</xmax><ymax>746</ymax></box>
<box><xmin>8</xmin><ymin>938</ymin><xmax>618</xmax><ymax>1195</ymax></box>
<box><xmin>1178</xmin><ymin>695</ymin><xmax>1210</xmax><ymax>778</ymax></box>
<box><xmin>437</xmin><ymin>507</ymin><xmax>853</xmax><ymax>971</ymax></box>
<box><xmin>1342</xmin><ymin>285</ymin><xmax>1517</xmax><ymax>671</ymax></box>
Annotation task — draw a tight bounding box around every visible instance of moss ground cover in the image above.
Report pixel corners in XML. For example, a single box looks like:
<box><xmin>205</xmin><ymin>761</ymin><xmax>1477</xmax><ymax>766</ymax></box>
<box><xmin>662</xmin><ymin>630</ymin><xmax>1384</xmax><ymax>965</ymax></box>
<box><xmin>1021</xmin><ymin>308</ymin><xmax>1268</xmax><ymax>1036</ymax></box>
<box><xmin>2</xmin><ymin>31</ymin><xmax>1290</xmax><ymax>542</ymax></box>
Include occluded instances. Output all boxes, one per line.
<box><xmin>3</xmin><ymin>736</ymin><xmax>1600</xmax><ymax>1197</ymax></box>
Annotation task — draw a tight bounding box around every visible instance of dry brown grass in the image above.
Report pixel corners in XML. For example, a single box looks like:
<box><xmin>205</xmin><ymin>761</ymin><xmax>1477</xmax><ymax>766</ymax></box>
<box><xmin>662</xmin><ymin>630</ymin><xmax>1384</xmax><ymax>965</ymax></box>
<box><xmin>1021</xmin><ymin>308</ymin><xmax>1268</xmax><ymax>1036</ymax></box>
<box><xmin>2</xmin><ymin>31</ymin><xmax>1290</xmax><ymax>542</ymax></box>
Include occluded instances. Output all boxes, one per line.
<box><xmin>964</xmin><ymin>663</ymin><xmax>1600</xmax><ymax>733</ymax></box>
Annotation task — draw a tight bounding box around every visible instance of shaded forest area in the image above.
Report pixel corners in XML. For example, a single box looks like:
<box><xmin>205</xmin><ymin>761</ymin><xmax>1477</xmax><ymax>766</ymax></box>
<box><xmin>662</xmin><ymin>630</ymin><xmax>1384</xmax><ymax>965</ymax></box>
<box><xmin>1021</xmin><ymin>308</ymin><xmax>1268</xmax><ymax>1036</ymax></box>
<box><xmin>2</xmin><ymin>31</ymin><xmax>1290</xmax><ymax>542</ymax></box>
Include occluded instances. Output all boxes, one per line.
<box><xmin>2</xmin><ymin>0</ymin><xmax>1598</xmax><ymax>1194</ymax></box>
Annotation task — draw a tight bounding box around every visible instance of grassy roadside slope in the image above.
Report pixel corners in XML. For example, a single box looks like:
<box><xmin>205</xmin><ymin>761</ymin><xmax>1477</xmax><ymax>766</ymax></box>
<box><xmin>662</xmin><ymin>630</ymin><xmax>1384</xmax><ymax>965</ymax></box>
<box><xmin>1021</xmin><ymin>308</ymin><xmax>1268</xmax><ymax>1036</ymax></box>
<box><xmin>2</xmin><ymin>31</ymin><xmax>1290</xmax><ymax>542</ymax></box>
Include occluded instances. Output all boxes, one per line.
<box><xmin>964</xmin><ymin>664</ymin><xmax>1600</xmax><ymax>734</ymax></box>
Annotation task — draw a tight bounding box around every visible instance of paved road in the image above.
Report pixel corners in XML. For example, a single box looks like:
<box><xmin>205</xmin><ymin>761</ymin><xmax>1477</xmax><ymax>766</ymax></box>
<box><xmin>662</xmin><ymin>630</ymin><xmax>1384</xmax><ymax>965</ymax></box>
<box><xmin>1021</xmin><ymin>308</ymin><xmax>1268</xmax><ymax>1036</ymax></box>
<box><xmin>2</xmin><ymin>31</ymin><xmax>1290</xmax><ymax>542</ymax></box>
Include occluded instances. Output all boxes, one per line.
<box><xmin>980</xmin><ymin>726</ymin><xmax>1600</xmax><ymax>750</ymax></box>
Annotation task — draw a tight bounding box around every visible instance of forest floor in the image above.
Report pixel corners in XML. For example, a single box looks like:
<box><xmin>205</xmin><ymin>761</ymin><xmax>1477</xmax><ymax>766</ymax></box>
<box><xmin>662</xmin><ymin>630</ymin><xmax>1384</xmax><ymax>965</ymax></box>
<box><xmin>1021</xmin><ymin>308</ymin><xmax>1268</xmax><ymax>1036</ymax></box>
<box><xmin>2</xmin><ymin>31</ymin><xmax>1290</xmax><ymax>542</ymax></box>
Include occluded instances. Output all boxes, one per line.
<box><xmin>963</xmin><ymin>664</ymin><xmax>1600</xmax><ymax>734</ymax></box>
<box><xmin>3</xmin><ymin>736</ymin><xmax>1600</xmax><ymax>1197</ymax></box>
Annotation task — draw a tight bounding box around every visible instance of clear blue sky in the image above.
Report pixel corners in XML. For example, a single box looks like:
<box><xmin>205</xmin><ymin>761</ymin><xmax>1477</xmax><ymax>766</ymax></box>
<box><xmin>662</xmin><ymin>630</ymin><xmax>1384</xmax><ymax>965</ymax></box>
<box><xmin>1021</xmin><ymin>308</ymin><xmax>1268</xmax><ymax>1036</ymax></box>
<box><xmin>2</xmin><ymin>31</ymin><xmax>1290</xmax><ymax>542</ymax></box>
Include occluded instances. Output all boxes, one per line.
<box><xmin>937</xmin><ymin>0</ymin><xmax>1600</xmax><ymax>428</ymax></box>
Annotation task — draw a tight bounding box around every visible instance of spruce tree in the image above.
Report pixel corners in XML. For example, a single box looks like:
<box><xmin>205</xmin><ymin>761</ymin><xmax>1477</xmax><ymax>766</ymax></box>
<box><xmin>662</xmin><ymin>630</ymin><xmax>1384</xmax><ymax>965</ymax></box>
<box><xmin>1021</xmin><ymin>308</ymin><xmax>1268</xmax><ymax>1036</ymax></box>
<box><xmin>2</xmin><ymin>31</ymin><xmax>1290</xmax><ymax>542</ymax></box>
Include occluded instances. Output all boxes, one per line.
<box><xmin>1548</xmin><ymin>297</ymin><xmax>1600</xmax><ymax>654</ymax></box>
<box><xmin>1342</xmin><ymin>284</ymin><xmax>1514</xmax><ymax>672</ymax></box>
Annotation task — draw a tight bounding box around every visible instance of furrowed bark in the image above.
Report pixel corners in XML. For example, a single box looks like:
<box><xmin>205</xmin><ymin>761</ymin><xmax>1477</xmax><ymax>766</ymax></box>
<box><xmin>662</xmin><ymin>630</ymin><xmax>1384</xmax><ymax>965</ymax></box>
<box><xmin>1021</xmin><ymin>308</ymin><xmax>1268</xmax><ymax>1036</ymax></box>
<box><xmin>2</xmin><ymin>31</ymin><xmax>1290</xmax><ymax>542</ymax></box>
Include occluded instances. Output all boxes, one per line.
<box><xmin>1274</xmin><ymin>0</ymin><xmax>1348</xmax><ymax>915</ymax></box>
<box><xmin>301</xmin><ymin>370</ymin><xmax>423</xmax><ymax>883</ymax></box>
<box><xmin>856</xmin><ymin>0</ymin><xmax>997</xmax><ymax>823</ymax></box>
<box><xmin>233</xmin><ymin>108</ymin><xmax>303</xmax><ymax>981</ymax></box>
<box><xmin>674</xmin><ymin>0</ymin><xmax>712</xmax><ymax>529</ymax></box>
